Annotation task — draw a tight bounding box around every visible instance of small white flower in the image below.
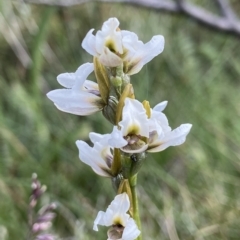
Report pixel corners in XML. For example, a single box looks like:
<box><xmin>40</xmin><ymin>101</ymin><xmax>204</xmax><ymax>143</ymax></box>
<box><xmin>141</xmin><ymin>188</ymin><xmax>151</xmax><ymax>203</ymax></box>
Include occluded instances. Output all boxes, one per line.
<box><xmin>82</xmin><ymin>18</ymin><xmax>164</xmax><ymax>75</ymax></box>
<box><xmin>47</xmin><ymin>63</ymin><xmax>104</xmax><ymax>116</ymax></box>
<box><xmin>108</xmin><ymin>98</ymin><xmax>192</xmax><ymax>153</ymax></box>
<box><xmin>109</xmin><ymin>98</ymin><xmax>149</xmax><ymax>153</ymax></box>
<box><xmin>76</xmin><ymin>132</ymin><xmax>113</xmax><ymax>177</ymax></box>
<box><xmin>82</xmin><ymin>18</ymin><xmax>123</xmax><ymax>67</ymax></box>
<box><xmin>93</xmin><ymin>193</ymin><xmax>140</xmax><ymax>240</ymax></box>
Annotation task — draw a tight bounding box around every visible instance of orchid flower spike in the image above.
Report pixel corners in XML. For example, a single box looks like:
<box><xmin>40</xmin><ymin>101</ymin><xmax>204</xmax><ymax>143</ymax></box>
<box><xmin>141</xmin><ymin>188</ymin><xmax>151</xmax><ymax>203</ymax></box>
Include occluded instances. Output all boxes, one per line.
<box><xmin>109</xmin><ymin>98</ymin><xmax>192</xmax><ymax>153</ymax></box>
<box><xmin>93</xmin><ymin>193</ymin><xmax>140</xmax><ymax>240</ymax></box>
<box><xmin>47</xmin><ymin>63</ymin><xmax>104</xmax><ymax>116</ymax></box>
<box><xmin>82</xmin><ymin>17</ymin><xmax>164</xmax><ymax>75</ymax></box>
<box><xmin>76</xmin><ymin>132</ymin><xmax>113</xmax><ymax>177</ymax></box>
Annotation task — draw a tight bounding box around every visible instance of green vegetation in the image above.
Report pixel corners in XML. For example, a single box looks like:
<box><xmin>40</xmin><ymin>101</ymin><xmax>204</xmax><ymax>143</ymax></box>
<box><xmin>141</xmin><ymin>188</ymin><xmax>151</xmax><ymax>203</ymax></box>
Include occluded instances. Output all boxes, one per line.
<box><xmin>0</xmin><ymin>1</ymin><xmax>240</xmax><ymax>239</ymax></box>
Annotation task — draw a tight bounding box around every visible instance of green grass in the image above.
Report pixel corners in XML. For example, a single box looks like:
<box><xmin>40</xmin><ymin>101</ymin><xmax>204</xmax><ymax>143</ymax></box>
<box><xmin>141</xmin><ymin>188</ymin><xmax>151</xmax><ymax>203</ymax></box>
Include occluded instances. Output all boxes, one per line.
<box><xmin>1</xmin><ymin>1</ymin><xmax>240</xmax><ymax>239</ymax></box>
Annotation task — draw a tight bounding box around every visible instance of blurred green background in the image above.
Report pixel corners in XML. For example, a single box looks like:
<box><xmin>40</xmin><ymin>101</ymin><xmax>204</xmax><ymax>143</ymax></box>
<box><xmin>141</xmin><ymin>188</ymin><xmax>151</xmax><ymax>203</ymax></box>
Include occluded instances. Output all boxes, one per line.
<box><xmin>1</xmin><ymin>0</ymin><xmax>240</xmax><ymax>239</ymax></box>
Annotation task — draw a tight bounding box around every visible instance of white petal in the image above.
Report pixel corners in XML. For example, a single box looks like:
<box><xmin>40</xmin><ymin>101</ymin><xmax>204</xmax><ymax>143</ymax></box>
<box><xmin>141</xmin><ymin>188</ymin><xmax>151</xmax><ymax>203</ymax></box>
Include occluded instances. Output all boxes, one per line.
<box><xmin>57</xmin><ymin>72</ymin><xmax>75</xmax><ymax>88</ymax></box>
<box><xmin>96</xmin><ymin>18</ymin><xmax>123</xmax><ymax>54</ymax></box>
<box><xmin>75</xmin><ymin>62</ymin><xmax>94</xmax><ymax>79</ymax></box>
<box><xmin>149</xmin><ymin>111</ymin><xmax>170</xmax><ymax>135</ymax></box>
<box><xmin>149</xmin><ymin>101</ymin><xmax>170</xmax><ymax>135</ymax></box>
<box><xmin>113</xmin><ymin>193</ymin><xmax>130</xmax><ymax>215</ymax></box>
<box><xmin>73</xmin><ymin>63</ymin><xmax>94</xmax><ymax>91</ymax></box>
<box><xmin>82</xmin><ymin>29</ymin><xmax>97</xmax><ymax>56</ymax></box>
<box><xmin>122</xmin><ymin>218</ymin><xmax>141</xmax><ymax>240</ymax></box>
<box><xmin>88</xmin><ymin>133</ymin><xmax>113</xmax><ymax>163</ymax></box>
<box><xmin>102</xmin><ymin>18</ymin><xmax>120</xmax><ymax>33</ymax></box>
<box><xmin>98</xmin><ymin>47</ymin><xmax>122</xmax><ymax>67</ymax></box>
<box><xmin>90</xmin><ymin>132</ymin><xmax>106</xmax><ymax>144</ymax></box>
<box><xmin>54</xmin><ymin>103</ymin><xmax>101</xmax><ymax>116</ymax></box>
<box><xmin>47</xmin><ymin>88</ymin><xmax>93</xmax><ymax>102</ymax></box>
<box><xmin>122</xmin><ymin>30</ymin><xmax>143</xmax><ymax>57</ymax></box>
<box><xmin>153</xmin><ymin>101</ymin><xmax>168</xmax><ymax>112</ymax></box>
<box><xmin>104</xmin><ymin>193</ymin><xmax>130</xmax><ymax>226</ymax></box>
<box><xmin>127</xmin><ymin>35</ymin><xmax>165</xmax><ymax>75</ymax></box>
<box><xmin>108</xmin><ymin>126</ymin><xmax>128</xmax><ymax>148</ymax></box>
<box><xmin>84</xmin><ymin>80</ymin><xmax>99</xmax><ymax>91</ymax></box>
<box><xmin>89</xmin><ymin>132</ymin><xmax>112</xmax><ymax>150</ymax></box>
<box><xmin>76</xmin><ymin>140</ymin><xmax>112</xmax><ymax>177</ymax></box>
<box><xmin>47</xmin><ymin>89</ymin><xmax>102</xmax><ymax>116</ymax></box>
<box><xmin>57</xmin><ymin>63</ymin><xmax>94</xmax><ymax>91</ymax></box>
<box><xmin>148</xmin><ymin>124</ymin><xmax>192</xmax><ymax>152</ymax></box>
<box><xmin>120</xmin><ymin>98</ymin><xmax>149</xmax><ymax>138</ymax></box>
<box><xmin>93</xmin><ymin>211</ymin><xmax>105</xmax><ymax>231</ymax></box>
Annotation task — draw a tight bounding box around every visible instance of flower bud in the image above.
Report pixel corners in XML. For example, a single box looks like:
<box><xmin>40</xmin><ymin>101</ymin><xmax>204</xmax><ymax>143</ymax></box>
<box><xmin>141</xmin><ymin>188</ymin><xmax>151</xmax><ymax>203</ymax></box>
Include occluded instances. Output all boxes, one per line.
<box><xmin>110</xmin><ymin>76</ymin><xmax>122</xmax><ymax>87</ymax></box>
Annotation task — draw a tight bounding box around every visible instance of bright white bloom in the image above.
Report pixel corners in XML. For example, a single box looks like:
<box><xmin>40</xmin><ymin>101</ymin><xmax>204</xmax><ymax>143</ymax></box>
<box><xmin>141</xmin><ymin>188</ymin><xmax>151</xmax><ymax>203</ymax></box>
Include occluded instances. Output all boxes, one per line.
<box><xmin>82</xmin><ymin>17</ymin><xmax>164</xmax><ymax>75</ymax></box>
<box><xmin>110</xmin><ymin>98</ymin><xmax>149</xmax><ymax>153</ymax></box>
<box><xmin>47</xmin><ymin>63</ymin><xmax>104</xmax><ymax>116</ymax></box>
<box><xmin>108</xmin><ymin>98</ymin><xmax>192</xmax><ymax>153</ymax></box>
<box><xmin>93</xmin><ymin>193</ymin><xmax>140</xmax><ymax>240</ymax></box>
<box><xmin>76</xmin><ymin>132</ymin><xmax>113</xmax><ymax>177</ymax></box>
<box><xmin>82</xmin><ymin>18</ymin><xmax>123</xmax><ymax>67</ymax></box>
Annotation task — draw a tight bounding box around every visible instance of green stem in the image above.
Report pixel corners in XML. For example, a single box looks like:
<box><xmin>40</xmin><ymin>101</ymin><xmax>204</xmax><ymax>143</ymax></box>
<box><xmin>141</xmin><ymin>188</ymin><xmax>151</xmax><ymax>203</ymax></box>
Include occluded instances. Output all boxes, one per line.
<box><xmin>130</xmin><ymin>174</ymin><xmax>142</xmax><ymax>240</ymax></box>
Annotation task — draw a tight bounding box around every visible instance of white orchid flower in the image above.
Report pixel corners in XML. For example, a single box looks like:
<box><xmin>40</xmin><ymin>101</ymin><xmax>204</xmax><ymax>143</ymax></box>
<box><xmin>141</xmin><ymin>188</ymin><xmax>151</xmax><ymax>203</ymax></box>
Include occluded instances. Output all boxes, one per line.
<box><xmin>76</xmin><ymin>132</ymin><xmax>113</xmax><ymax>177</ymax></box>
<box><xmin>47</xmin><ymin>63</ymin><xmax>104</xmax><ymax>116</ymax></box>
<box><xmin>108</xmin><ymin>98</ymin><xmax>192</xmax><ymax>153</ymax></box>
<box><xmin>82</xmin><ymin>18</ymin><xmax>164</xmax><ymax>75</ymax></box>
<box><xmin>82</xmin><ymin>18</ymin><xmax>123</xmax><ymax>67</ymax></box>
<box><xmin>109</xmin><ymin>98</ymin><xmax>149</xmax><ymax>153</ymax></box>
<box><xmin>93</xmin><ymin>193</ymin><xmax>140</xmax><ymax>240</ymax></box>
